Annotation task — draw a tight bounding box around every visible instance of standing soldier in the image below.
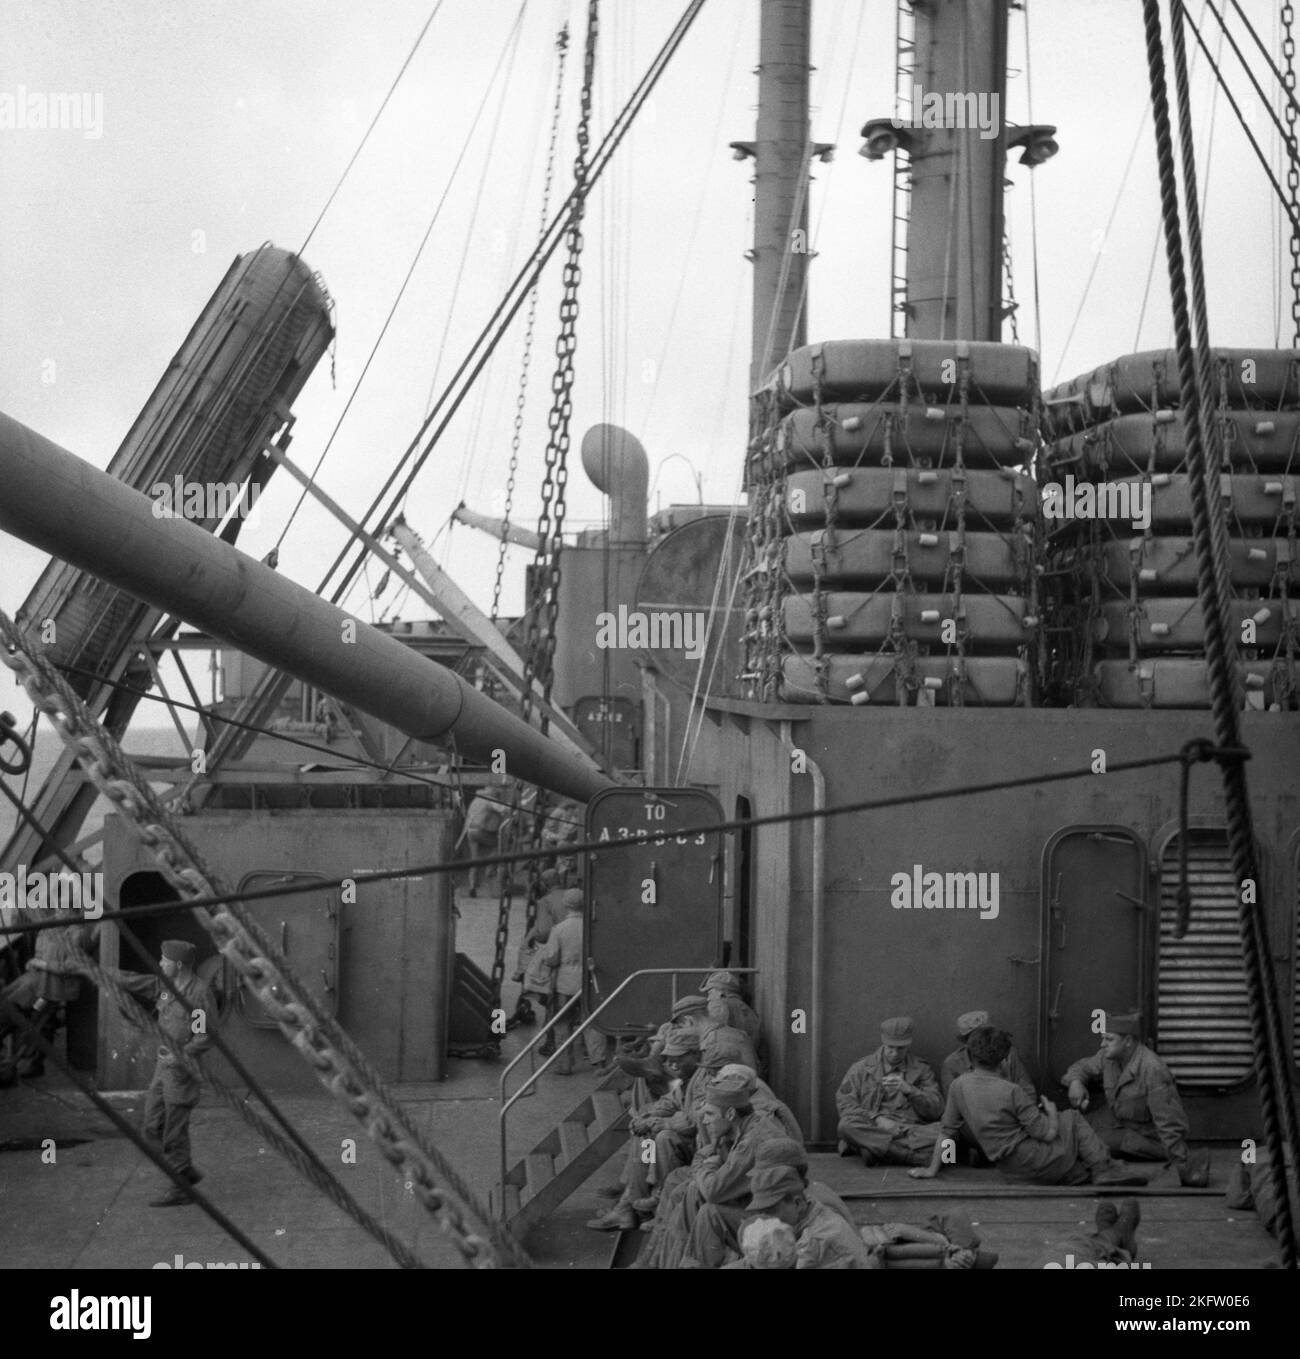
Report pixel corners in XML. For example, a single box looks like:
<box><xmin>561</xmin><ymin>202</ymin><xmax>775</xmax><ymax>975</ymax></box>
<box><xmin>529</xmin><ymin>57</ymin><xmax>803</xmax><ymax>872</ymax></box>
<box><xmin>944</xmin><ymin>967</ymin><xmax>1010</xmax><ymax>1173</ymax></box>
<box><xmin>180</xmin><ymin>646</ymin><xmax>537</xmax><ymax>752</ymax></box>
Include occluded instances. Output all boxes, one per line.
<box><xmin>1062</xmin><ymin>1011</ymin><xmax>1209</xmax><ymax>1186</ymax></box>
<box><xmin>459</xmin><ymin>779</ymin><xmax>513</xmax><ymax>897</ymax></box>
<box><xmin>138</xmin><ymin>940</ymin><xmax>214</xmax><ymax>1207</ymax></box>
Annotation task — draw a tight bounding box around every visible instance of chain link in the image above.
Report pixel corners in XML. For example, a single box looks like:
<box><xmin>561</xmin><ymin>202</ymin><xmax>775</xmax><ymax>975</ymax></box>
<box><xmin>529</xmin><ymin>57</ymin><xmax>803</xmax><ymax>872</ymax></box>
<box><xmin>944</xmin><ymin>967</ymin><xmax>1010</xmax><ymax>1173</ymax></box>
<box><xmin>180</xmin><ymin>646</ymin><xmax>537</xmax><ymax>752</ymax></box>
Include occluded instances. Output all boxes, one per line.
<box><xmin>492</xmin><ymin>25</ymin><xmax>570</xmax><ymax>625</ymax></box>
<box><xmin>1285</xmin><ymin>2</ymin><xmax>1300</xmax><ymax>344</ymax></box>
<box><xmin>522</xmin><ymin>0</ymin><xmax>598</xmax><ymax>731</ymax></box>
<box><xmin>492</xmin><ymin>10</ymin><xmax>596</xmax><ymax>994</ymax></box>
<box><xmin>0</xmin><ymin>613</ymin><xmax>529</xmax><ymax>1269</ymax></box>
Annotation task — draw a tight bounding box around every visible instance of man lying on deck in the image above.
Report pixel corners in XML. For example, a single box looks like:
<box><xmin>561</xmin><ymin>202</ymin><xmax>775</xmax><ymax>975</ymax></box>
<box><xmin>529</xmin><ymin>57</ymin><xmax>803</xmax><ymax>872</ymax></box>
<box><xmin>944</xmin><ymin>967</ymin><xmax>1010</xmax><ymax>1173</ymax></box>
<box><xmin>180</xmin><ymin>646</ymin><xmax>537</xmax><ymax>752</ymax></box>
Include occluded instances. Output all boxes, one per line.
<box><xmin>910</xmin><ymin>1026</ymin><xmax>1144</xmax><ymax>1186</ymax></box>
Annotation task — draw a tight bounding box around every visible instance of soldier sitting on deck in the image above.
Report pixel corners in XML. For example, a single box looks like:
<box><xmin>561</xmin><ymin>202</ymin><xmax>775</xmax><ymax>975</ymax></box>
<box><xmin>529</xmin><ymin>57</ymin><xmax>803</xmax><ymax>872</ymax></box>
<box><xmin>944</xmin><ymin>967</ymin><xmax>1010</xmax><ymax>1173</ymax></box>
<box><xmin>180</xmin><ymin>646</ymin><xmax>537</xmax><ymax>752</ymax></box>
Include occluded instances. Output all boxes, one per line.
<box><xmin>744</xmin><ymin>1165</ymin><xmax>878</xmax><ymax>1268</ymax></box>
<box><xmin>635</xmin><ymin>1070</ymin><xmax>787</xmax><ymax>1270</ymax></box>
<box><xmin>701</xmin><ymin>970</ymin><xmax>761</xmax><ymax>1064</ymax></box>
<box><xmin>1062</xmin><ymin>1011</ymin><xmax>1209</xmax><ymax>1187</ymax></box>
<box><xmin>941</xmin><ymin>1009</ymin><xmax>1036</xmax><ymax>1099</ymax></box>
<box><xmin>835</xmin><ymin>1016</ymin><xmax>944</xmax><ymax>1166</ymax></box>
<box><xmin>587</xmin><ymin>1029</ymin><xmax>704</xmax><ymax>1232</ymax></box>
<box><xmin>910</xmin><ymin>1026</ymin><xmax>1144</xmax><ymax>1187</ymax></box>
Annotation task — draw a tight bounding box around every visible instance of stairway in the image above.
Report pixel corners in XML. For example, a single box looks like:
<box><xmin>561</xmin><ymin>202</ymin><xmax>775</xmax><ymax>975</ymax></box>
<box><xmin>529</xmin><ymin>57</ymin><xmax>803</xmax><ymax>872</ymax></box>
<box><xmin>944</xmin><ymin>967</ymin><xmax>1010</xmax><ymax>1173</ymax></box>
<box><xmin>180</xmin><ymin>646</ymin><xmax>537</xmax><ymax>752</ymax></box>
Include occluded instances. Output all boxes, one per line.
<box><xmin>500</xmin><ymin>1072</ymin><xmax>631</xmax><ymax>1239</ymax></box>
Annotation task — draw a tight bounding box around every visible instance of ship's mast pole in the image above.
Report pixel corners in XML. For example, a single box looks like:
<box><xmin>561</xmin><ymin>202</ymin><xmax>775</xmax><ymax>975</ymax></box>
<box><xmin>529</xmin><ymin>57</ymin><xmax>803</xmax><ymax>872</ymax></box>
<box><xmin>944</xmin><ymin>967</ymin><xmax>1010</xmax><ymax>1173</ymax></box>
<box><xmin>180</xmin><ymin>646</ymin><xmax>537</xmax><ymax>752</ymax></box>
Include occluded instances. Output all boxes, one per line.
<box><xmin>903</xmin><ymin>0</ymin><xmax>1009</xmax><ymax>341</ymax></box>
<box><xmin>744</xmin><ymin>0</ymin><xmax>814</xmax><ymax>389</ymax></box>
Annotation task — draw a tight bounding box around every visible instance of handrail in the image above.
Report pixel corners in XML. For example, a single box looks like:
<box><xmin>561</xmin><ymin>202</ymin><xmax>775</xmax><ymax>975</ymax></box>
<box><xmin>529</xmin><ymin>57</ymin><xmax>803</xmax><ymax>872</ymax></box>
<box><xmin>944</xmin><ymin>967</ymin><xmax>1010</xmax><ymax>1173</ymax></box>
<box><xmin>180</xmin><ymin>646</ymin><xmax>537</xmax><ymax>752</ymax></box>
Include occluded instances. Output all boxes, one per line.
<box><xmin>497</xmin><ymin>966</ymin><xmax>759</xmax><ymax>1215</ymax></box>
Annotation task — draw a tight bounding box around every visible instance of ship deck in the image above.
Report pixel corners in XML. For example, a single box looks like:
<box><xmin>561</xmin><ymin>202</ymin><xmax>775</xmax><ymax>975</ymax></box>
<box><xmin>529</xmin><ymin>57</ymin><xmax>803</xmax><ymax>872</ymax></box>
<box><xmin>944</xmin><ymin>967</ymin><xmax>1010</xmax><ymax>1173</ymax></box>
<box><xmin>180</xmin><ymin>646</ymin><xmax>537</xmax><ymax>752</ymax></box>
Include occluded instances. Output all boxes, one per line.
<box><xmin>0</xmin><ymin>885</ymin><xmax>1282</xmax><ymax>1271</ymax></box>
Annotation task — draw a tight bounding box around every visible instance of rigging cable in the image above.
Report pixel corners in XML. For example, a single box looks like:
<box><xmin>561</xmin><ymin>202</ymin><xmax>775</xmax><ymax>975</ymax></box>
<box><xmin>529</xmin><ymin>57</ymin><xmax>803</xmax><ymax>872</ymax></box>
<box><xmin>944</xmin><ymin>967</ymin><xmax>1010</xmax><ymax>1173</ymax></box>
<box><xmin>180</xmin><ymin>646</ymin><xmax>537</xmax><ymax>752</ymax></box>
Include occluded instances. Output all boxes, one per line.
<box><xmin>1141</xmin><ymin>0</ymin><xmax>1299</xmax><ymax>1269</ymax></box>
<box><xmin>1023</xmin><ymin>0</ymin><xmax>1043</xmax><ymax>356</ymax></box>
<box><xmin>420</xmin><ymin>3</ymin><xmax>528</xmax><ymax>423</ymax></box>
<box><xmin>0</xmin><ymin>775</ymin><xmax>432</xmax><ymax>1269</ymax></box>
<box><xmin>276</xmin><ymin>8</ymin><xmax>527</xmax><ymax>558</ymax></box>
<box><xmin>678</xmin><ymin>1</ymin><xmax>867</xmax><ymax>781</ymax></box>
<box><xmin>1180</xmin><ymin>6</ymin><xmax>1300</xmax><ymax>238</ymax></box>
<box><xmin>204</xmin><ymin>2</ymin><xmax>709</xmax><ymax>785</ymax></box>
<box><xmin>2</xmin><ymin>745</ymin><xmax>1220</xmax><ymax>942</ymax></box>
<box><xmin>493</xmin><ymin>25</ymin><xmax>570</xmax><ymax>623</ymax></box>
<box><xmin>298</xmin><ymin>2</ymin><xmax>443</xmax><ymax>256</ymax></box>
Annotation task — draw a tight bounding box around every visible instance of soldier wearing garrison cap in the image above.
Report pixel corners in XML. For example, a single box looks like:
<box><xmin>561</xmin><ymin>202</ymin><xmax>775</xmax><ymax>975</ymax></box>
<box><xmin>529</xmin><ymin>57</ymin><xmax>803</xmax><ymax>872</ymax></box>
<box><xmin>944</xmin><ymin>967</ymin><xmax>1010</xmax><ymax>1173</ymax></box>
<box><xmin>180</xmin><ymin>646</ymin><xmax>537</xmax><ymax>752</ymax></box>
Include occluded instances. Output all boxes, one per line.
<box><xmin>636</xmin><ymin>1070</ymin><xmax>787</xmax><ymax>1269</ymax></box>
<box><xmin>941</xmin><ymin>1009</ymin><xmax>1036</xmax><ymax>1102</ymax></box>
<box><xmin>589</xmin><ymin>1029</ymin><xmax>705</xmax><ymax>1232</ymax></box>
<box><xmin>701</xmin><ymin>969</ymin><xmax>762</xmax><ymax>1056</ymax></box>
<box><xmin>136</xmin><ymin>939</ymin><xmax>214</xmax><ymax>1207</ymax></box>
<box><xmin>835</xmin><ymin>1016</ymin><xmax>945</xmax><ymax>1167</ymax></box>
<box><xmin>746</xmin><ymin>1164</ymin><xmax>877</xmax><ymax>1269</ymax></box>
<box><xmin>1063</xmin><ymin>1011</ymin><xmax>1207</xmax><ymax>1186</ymax></box>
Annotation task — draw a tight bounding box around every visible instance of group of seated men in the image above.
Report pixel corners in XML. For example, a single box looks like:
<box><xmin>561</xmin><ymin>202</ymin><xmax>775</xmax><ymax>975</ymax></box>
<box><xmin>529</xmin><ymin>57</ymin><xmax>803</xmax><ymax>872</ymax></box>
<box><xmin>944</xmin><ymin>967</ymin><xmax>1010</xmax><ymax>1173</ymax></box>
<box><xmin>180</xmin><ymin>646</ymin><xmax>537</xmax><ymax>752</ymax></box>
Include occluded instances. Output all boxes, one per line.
<box><xmin>839</xmin><ymin>1010</ymin><xmax>1209</xmax><ymax>1189</ymax></box>
<box><xmin>582</xmin><ymin>996</ymin><xmax>1208</xmax><ymax>1268</ymax></box>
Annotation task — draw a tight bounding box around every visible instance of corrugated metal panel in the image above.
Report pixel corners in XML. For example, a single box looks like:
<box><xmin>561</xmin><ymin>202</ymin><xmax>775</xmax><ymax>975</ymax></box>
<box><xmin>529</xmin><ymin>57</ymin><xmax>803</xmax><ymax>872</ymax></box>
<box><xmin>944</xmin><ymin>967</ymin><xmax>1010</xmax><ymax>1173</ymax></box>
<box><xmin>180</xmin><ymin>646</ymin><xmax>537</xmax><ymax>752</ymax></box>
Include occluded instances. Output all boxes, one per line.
<box><xmin>1157</xmin><ymin>832</ymin><xmax>1253</xmax><ymax>1090</ymax></box>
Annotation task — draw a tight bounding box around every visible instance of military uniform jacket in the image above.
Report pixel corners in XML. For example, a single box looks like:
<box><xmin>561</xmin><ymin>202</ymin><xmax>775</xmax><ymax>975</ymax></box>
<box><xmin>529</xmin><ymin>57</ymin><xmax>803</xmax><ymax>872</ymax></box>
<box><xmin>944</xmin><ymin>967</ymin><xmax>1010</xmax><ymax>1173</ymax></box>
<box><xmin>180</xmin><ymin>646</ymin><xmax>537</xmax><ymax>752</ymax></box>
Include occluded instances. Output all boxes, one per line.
<box><xmin>835</xmin><ymin>1048</ymin><xmax>944</xmax><ymax>1125</ymax></box>
<box><xmin>144</xmin><ymin>971</ymin><xmax>215</xmax><ymax>1061</ymax></box>
<box><xmin>538</xmin><ymin>914</ymin><xmax>585</xmax><ymax>997</ymax></box>
<box><xmin>939</xmin><ymin>1068</ymin><xmax>1050</xmax><ymax>1162</ymax></box>
<box><xmin>691</xmin><ymin>1109</ymin><xmax>787</xmax><ymax>1206</ymax></box>
<box><xmin>794</xmin><ymin>1201</ymin><xmax>876</xmax><ymax>1269</ymax></box>
<box><xmin>1063</xmin><ymin>1042</ymin><xmax>1189</xmax><ymax>1162</ymax></box>
<box><xmin>941</xmin><ymin>1044</ymin><xmax>1036</xmax><ymax>1100</ymax></box>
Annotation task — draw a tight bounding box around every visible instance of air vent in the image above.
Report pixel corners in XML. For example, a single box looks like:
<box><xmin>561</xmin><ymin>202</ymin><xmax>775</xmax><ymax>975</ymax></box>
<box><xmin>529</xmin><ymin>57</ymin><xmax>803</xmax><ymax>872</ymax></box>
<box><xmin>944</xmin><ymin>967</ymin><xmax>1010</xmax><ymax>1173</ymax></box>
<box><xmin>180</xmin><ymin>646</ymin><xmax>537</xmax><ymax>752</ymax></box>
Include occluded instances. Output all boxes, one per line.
<box><xmin>1157</xmin><ymin>831</ymin><xmax>1253</xmax><ymax>1091</ymax></box>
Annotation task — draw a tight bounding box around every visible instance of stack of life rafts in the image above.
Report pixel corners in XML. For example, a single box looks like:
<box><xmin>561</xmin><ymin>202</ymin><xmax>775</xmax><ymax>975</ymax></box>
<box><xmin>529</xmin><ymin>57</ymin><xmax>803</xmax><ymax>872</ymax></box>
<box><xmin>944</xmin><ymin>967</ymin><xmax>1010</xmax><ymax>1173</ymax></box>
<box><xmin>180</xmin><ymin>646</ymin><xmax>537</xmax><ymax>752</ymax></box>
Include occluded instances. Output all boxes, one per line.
<box><xmin>749</xmin><ymin>338</ymin><xmax>1043</xmax><ymax>706</ymax></box>
<box><xmin>1041</xmin><ymin>349</ymin><xmax>1300</xmax><ymax>707</ymax></box>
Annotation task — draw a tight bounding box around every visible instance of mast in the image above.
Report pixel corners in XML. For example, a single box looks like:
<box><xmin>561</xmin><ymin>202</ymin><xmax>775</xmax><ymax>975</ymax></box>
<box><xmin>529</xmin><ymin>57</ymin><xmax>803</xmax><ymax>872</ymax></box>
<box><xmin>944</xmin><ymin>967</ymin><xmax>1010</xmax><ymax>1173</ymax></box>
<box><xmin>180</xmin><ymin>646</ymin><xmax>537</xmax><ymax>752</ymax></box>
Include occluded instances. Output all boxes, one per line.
<box><xmin>904</xmin><ymin>0</ymin><xmax>1008</xmax><ymax>340</ymax></box>
<box><xmin>734</xmin><ymin>0</ymin><xmax>828</xmax><ymax>389</ymax></box>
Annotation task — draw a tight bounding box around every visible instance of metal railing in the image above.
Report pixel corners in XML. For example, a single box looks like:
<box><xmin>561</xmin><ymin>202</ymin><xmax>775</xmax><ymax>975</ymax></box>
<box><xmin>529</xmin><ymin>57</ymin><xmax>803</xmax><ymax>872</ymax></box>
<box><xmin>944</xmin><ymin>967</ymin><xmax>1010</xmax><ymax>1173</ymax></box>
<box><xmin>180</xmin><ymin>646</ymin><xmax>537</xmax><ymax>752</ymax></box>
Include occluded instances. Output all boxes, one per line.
<box><xmin>497</xmin><ymin>965</ymin><xmax>759</xmax><ymax>1213</ymax></box>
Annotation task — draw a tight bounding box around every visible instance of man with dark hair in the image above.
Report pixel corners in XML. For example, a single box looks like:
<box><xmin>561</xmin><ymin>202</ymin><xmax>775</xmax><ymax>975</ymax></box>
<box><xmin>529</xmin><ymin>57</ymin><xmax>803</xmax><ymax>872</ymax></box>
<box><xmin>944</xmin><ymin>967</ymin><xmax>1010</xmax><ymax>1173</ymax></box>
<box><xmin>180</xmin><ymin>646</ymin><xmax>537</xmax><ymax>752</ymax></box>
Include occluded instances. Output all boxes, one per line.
<box><xmin>1063</xmin><ymin>1011</ymin><xmax>1207</xmax><ymax>1186</ymax></box>
<box><xmin>835</xmin><ymin>1016</ymin><xmax>944</xmax><ymax>1166</ymax></box>
<box><xmin>911</xmin><ymin>1026</ymin><xmax>1144</xmax><ymax>1187</ymax></box>
<box><xmin>941</xmin><ymin>1009</ymin><xmax>1035</xmax><ymax>1099</ymax></box>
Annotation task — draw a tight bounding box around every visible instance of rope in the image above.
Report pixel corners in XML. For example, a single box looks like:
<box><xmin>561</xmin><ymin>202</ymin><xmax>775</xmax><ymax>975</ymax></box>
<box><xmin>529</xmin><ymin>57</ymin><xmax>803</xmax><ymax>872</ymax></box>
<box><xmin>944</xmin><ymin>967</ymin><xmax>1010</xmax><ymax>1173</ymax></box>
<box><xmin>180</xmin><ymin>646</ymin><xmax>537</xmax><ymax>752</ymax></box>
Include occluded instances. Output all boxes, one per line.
<box><xmin>0</xmin><ymin>777</ymin><xmax>433</xmax><ymax>1269</ymax></box>
<box><xmin>0</xmin><ymin>615</ymin><xmax>531</xmax><ymax>1269</ymax></box>
<box><xmin>1</xmin><ymin>1003</ymin><xmax>279</xmax><ymax>1268</ymax></box>
<box><xmin>1141</xmin><ymin>0</ymin><xmax>1300</xmax><ymax>1269</ymax></box>
<box><xmin>275</xmin><ymin>6</ymin><xmax>522</xmax><ymax>554</ymax></box>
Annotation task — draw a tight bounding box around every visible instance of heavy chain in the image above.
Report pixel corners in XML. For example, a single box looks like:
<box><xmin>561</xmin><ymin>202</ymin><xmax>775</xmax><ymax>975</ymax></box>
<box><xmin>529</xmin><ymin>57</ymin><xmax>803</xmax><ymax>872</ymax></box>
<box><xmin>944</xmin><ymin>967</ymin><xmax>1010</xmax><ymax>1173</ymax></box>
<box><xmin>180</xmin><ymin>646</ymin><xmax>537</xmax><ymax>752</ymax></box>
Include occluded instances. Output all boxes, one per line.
<box><xmin>1286</xmin><ymin>2</ymin><xmax>1300</xmax><ymax>344</ymax></box>
<box><xmin>492</xmin><ymin>25</ymin><xmax>570</xmax><ymax>624</ymax></box>
<box><xmin>0</xmin><ymin>613</ymin><xmax>529</xmax><ymax>1269</ymax></box>
<box><xmin>522</xmin><ymin>0</ymin><xmax>598</xmax><ymax>730</ymax></box>
<box><xmin>72</xmin><ymin>943</ymin><xmax>432</xmax><ymax>1269</ymax></box>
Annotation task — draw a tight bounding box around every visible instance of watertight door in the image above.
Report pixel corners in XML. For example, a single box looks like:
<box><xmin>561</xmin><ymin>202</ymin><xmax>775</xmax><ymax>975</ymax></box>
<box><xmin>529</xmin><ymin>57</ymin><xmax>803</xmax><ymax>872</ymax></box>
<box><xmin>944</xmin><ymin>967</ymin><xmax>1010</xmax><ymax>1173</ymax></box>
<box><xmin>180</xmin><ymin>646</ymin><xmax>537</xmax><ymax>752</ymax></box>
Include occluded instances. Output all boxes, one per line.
<box><xmin>1040</xmin><ymin>827</ymin><xmax>1147</xmax><ymax>1085</ymax></box>
<box><xmin>585</xmin><ymin>787</ymin><xmax>724</xmax><ymax>1033</ymax></box>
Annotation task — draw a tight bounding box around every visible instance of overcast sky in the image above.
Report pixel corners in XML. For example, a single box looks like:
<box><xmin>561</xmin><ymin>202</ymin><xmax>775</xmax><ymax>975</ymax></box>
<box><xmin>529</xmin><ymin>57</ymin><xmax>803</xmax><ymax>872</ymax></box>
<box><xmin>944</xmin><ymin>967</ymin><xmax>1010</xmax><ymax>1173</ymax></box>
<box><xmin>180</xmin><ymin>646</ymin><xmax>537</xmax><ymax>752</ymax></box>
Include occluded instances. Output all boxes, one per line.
<box><xmin>0</xmin><ymin>0</ymin><xmax>1290</xmax><ymax>734</ymax></box>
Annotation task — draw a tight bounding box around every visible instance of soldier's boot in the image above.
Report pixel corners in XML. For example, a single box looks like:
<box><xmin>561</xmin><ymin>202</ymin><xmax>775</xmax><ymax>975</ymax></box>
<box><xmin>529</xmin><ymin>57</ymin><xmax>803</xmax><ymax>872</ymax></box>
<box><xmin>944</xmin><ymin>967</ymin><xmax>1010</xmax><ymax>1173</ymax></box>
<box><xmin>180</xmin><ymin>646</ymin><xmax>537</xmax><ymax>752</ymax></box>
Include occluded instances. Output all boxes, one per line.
<box><xmin>1094</xmin><ymin>1197</ymin><xmax>1141</xmax><ymax>1259</ymax></box>
<box><xmin>1178</xmin><ymin>1148</ymin><xmax>1211</xmax><ymax>1188</ymax></box>
<box><xmin>1224</xmin><ymin>1161</ymin><xmax>1253</xmax><ymax>1210</ymax></box>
